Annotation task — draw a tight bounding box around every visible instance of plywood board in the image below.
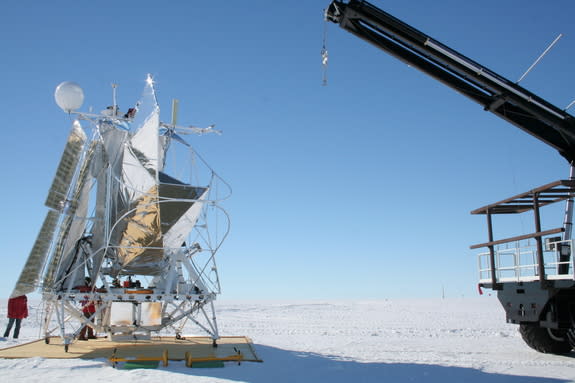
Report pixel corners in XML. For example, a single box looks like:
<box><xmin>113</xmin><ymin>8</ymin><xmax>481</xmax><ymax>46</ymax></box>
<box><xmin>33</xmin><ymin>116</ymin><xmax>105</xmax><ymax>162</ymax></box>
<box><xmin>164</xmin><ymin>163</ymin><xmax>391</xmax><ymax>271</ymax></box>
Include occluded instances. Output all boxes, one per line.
<box><xmin>0</xmin><ymin>336</ymin><xmax>261</xmax><ymax>363</ymax></box>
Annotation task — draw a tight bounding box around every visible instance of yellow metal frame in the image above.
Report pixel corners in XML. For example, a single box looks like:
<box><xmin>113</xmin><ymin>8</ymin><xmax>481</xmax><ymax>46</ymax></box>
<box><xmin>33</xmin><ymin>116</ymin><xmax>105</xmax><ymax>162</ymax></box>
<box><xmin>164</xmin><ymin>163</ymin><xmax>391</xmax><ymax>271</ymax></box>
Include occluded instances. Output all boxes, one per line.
<box><xmin>108</xmin><ymin>349</ymin><xmax>244</xmax><ymax>368</ymax></box>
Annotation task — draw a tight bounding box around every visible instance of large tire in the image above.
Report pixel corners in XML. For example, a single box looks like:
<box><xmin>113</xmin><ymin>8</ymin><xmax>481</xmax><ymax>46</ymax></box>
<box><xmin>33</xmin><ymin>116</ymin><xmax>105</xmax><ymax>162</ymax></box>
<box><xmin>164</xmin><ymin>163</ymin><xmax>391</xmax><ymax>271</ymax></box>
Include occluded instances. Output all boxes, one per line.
<box><xmin>519</xmin><ymin>323</ymin><xmax>573</xmax><ymax>355</ymax></box>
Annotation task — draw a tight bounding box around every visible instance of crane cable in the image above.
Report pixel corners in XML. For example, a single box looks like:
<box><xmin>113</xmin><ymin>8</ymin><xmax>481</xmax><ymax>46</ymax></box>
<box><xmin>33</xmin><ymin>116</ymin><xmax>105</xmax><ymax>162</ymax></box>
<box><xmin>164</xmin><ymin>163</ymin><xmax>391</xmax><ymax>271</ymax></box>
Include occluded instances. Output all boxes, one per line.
<box><xmin>321</xmin><ymin>9</ymin><xmax>329</xmax><ymax>86</ymax></box>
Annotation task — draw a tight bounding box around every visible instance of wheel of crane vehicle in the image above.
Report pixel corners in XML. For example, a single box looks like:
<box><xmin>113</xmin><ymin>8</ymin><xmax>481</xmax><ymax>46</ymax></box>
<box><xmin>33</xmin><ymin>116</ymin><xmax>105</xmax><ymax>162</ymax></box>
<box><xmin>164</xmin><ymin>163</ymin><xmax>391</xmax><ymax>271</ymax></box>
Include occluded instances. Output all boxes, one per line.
<box><xmin>519</xmin><ymin>323</ymin><xmax>573</xmax><ymax>355</ymax></box>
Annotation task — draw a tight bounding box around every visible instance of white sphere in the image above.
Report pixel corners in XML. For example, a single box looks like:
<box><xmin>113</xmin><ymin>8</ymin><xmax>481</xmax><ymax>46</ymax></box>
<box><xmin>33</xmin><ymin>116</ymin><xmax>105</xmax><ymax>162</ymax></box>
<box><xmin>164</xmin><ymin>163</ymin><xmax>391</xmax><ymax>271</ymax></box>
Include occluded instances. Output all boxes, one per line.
<box><xmin>54</xmin><ymin>81</ymin><xmax>84</xmax><ymax>113</ymax></box>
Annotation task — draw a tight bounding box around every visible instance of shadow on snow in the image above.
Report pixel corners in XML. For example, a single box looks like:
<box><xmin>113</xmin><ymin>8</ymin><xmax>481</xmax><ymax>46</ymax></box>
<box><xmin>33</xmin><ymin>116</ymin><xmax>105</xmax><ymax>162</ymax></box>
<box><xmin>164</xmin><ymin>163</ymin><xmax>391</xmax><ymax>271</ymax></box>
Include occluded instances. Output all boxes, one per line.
<box><xmin>167</xmin><ymin>344</ymin><xmax>571</xmax><ymax>383</ymax></box>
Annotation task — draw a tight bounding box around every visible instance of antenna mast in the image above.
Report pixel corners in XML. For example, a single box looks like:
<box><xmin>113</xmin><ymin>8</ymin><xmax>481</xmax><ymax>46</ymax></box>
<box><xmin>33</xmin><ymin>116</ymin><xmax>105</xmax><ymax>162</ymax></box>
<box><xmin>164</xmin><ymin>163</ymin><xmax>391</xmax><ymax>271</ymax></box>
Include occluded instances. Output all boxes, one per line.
<box><xmin>517</xmin><ymin>33</ymin><xmax>563</xmax><ymax>84</ymax></box>
<box><xmin>112</xmin><ymin>83</ymin><xmax>118</xmax><ymax>115</ymax></box>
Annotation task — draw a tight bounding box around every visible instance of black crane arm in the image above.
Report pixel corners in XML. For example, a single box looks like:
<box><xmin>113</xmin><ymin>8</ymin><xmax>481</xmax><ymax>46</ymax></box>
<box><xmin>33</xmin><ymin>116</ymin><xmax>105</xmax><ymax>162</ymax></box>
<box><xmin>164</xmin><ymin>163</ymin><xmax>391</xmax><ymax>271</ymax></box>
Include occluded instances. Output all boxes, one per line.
<box><xmin>326</xmin><ymin>0</ymin><xmax>575</xmax><ymax>163</ymax></box>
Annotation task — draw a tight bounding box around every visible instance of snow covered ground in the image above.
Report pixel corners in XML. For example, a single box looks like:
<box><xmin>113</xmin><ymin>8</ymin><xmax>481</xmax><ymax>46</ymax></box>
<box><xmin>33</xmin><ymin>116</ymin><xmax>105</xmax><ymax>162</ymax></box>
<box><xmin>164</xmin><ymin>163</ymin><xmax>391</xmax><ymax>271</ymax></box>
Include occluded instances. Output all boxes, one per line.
<box><xmin>0</xmin><ymin>297</ymin><xmax>574</xmax><ymax>382</ymax></box>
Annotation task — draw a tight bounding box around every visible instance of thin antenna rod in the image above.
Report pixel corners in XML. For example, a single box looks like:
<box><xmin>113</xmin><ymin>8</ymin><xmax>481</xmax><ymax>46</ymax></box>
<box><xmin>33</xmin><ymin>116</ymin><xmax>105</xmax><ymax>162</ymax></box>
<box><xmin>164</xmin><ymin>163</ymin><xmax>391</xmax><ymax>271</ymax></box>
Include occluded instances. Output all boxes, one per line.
<box><xmin>565</xmin><ymin>99</ymin><xmax>575</xmax><ymax>111</ymax></box>
<box><xmin>171</xmin><ymin>99</ymin><xmax>180</xmax><ymax>126</ymax></box>
<box><xmin>111</xmin><ymin>83</ymin><xmax>118</xmax><ymax>115</ymax></box>
<box><xmin>517</xmin><ymin>33</ymin><xmax>563</xmax><ymax>84</ymax></box>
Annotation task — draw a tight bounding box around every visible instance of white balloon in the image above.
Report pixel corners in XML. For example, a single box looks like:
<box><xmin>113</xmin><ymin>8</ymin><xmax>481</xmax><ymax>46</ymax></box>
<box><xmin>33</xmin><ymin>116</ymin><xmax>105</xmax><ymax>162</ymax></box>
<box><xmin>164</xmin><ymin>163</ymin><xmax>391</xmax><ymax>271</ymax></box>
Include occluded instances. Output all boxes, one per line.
<box><xmin>54</xmin><ymin>81</ymin><xmax>84</xmax><ymax>113</ymax></box>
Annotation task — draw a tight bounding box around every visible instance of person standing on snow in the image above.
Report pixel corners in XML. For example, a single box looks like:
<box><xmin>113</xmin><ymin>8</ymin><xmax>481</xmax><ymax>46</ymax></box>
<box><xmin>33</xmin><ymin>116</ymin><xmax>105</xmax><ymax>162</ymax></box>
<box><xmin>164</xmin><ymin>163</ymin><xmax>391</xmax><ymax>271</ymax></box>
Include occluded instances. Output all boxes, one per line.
<box><xmin>77</xmin><ymin>277</ymin><xmax>97</xmax><ymax>340</ymax></box>
<box><xmin>3</xmin><ymin>295</ymin><xmax>28</xmax><ymax>339</ymax></box>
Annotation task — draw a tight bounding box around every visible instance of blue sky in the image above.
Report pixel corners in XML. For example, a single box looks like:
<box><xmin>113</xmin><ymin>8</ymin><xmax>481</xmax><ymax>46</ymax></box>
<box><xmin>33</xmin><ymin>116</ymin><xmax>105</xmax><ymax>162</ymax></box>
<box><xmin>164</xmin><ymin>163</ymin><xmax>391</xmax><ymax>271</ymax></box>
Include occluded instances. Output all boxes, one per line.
<box><xmin>1</xmin><ymin>0</ymin><xmax>575</xmax><ymax>300</ymax></box>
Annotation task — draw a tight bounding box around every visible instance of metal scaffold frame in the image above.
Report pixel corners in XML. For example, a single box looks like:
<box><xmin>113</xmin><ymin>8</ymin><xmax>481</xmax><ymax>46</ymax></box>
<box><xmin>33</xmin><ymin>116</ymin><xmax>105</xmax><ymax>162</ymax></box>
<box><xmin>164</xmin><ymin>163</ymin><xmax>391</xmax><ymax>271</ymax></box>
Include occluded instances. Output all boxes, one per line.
<box><xmin>12</xmin><ymin>76</ymin><xmax>230</xmax><ymax>350</ymax></box>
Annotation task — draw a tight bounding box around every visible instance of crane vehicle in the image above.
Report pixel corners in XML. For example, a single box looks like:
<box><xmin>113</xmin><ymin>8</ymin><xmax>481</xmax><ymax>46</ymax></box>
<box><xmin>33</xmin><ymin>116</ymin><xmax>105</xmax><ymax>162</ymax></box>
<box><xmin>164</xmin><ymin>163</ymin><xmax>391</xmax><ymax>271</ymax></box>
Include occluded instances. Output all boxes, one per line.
<box><xmin>326</xmin><ymin>0</ymin><xmax>575</xmax><ymax>354</ymax></box>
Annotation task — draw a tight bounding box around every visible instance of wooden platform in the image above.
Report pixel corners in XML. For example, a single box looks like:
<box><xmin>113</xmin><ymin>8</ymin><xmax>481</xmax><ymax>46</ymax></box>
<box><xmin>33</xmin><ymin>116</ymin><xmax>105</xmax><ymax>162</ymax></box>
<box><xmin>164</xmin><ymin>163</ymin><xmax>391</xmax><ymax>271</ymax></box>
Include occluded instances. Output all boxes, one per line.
<box><xmin>0</xmin><ymin>336</ymin><xmax>261</xmax><ymax>364</ymax></box>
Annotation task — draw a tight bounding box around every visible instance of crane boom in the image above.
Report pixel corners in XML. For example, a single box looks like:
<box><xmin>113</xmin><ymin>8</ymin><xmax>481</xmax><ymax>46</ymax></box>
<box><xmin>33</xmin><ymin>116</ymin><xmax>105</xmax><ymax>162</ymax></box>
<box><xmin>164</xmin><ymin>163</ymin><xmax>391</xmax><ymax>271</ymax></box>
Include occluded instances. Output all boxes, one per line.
<box><xmin>326</xmin><ymin>0</ymin><xmax>575</xmax><ymax>162</ymax></box>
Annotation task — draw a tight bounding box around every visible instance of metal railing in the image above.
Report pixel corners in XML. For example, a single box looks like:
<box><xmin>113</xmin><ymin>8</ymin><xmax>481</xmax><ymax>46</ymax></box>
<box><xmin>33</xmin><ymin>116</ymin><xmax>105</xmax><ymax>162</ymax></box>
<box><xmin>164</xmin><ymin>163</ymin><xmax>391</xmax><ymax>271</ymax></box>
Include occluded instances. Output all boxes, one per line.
<box><xmin>478</xmin><ymin>238</ymin><xmax>574</xmax><ymax>284</ymax></box>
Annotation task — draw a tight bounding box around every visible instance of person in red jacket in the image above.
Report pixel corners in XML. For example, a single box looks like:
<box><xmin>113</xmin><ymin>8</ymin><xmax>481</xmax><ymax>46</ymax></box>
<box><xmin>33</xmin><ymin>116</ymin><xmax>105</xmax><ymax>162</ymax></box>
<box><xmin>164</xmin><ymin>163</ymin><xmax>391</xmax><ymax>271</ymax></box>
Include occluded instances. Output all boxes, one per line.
<box><xmin>3</xmin><ymin>295</ymin><xmax>28</xmax><ymax>339</ymax></box>
<box><xmin>77</xmin><ymin>277</ymin><xmax>97</xmax><ymax>340</ymax></box>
